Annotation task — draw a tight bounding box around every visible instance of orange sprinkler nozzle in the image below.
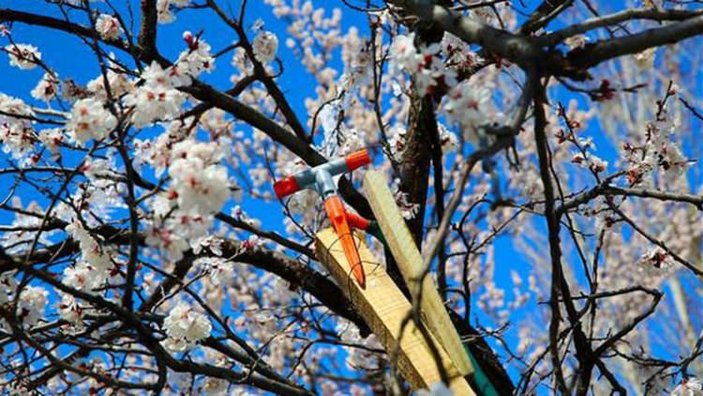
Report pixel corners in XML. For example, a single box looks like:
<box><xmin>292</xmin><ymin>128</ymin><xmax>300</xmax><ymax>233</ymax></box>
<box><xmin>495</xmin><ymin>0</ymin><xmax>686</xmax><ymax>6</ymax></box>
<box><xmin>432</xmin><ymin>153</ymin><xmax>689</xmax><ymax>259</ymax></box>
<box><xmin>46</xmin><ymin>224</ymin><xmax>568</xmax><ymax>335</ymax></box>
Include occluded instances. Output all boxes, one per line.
<box><xmin>324</xmin><ymin>196</ymin><xmax>366</xmax><ymax>288</ymax></box>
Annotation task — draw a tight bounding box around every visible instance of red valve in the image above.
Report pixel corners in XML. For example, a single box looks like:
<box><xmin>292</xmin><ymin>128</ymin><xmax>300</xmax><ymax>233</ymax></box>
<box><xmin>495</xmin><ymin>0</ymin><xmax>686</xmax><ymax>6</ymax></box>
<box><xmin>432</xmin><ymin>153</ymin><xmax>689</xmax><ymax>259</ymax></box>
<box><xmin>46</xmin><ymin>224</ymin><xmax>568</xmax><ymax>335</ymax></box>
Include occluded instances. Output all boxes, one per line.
<box><xmin>346</xmin><ymin>211</ymin><xmax>370</xmax><ymax>230</ymax></box>
<box><xmin>273</xmin><ymin>176</ymin><xmax>300</xmax><ymax>199</ymax></box>
<box><xmin>345</xmin><ymin>149</ymin><xmax>371</xmax><ymax>172</ymax></box>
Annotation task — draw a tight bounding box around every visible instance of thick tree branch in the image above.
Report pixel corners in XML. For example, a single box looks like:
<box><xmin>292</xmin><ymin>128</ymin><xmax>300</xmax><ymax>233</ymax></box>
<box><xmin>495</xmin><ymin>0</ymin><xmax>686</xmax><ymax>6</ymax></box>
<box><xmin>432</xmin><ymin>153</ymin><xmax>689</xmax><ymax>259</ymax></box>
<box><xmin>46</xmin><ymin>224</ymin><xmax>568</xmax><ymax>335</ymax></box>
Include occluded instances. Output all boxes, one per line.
<box><xmin>138</xmin><ymin>0</ymin><xmax>158</xmax><ymax>56</ymax></box>
<box><xmin>567</xmin><ymin>14</ymin><xmax>703</xmax><ymax>69</ymax></box>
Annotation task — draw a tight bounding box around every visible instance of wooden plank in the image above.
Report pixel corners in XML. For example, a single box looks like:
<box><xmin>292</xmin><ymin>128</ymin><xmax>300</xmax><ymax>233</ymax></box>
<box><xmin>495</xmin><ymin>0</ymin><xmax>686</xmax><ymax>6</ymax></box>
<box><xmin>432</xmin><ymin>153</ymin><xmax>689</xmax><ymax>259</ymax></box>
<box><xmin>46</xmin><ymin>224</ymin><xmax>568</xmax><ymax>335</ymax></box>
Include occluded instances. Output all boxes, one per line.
<box><xmin>363</xmin><ymin>170</ymin><xmax>475</xmax><ymax>377</ymax></box>
<box><xmin>315</xmin><ymin>228</ymin><xmax>473</xmax><ymax>394</ymax></box>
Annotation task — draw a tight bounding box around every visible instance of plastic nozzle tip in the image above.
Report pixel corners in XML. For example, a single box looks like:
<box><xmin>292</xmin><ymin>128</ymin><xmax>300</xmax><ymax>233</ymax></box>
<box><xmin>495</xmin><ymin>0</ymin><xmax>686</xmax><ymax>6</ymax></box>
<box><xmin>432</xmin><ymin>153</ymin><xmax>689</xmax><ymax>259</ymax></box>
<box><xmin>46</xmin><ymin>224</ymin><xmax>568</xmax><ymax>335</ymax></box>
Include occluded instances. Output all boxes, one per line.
<box><xmin>274</xmin><ymin>176</ymin><xmax>300</xmax><ymax>199</ymax></box>
<box><xmin>345</xmin><ymin>149</ymin><xmax>372</xmax><ymax>171</ymax></box>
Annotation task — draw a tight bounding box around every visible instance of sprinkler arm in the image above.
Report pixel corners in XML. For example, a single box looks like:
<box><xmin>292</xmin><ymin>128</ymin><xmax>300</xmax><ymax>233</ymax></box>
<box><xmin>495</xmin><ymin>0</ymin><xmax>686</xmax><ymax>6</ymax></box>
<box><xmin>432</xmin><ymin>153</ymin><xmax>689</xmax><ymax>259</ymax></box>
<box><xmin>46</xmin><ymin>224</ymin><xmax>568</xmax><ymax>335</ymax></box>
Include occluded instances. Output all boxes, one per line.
<box><xmin>274</xmin><ymin>149</ymin><xmax>373</xmax><ymax>288</ymax></box>
<box><xmin>273</xmin><ymin>150</ymin><xmax>371</xmax><ymax>199</ymax></box>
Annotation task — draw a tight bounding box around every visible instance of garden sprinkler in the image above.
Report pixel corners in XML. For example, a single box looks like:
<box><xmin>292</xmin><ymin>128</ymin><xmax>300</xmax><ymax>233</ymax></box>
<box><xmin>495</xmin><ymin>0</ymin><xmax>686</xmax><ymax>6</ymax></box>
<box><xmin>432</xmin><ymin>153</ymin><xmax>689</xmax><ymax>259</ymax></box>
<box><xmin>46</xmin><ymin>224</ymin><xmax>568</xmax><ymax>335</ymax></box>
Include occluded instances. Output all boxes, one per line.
<box><xmin>274</xmin><ymin>149</ymin><xmax>375</xmax><ymax>288</ymax></box>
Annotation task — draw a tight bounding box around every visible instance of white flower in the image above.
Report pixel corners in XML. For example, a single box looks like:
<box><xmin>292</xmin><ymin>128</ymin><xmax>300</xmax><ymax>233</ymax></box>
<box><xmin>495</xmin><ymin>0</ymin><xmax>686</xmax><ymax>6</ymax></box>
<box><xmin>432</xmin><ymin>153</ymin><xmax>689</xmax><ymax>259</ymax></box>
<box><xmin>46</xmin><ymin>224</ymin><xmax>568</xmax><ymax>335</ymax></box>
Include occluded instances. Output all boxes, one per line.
<box><xmin>0</xmin><ymin>271</ymin><xmax>18</xmax><ymax>305</ymax></box>
<box><xmin>86</xmin><ymin>68</ymin><xmax>132</xmax><ymax>99</ymax></box>
<box><xmin>95</xmin><ymin>14</ymin><xmax>122</xmax><ymax>40</ymax></box>
<box><xmin>66</xmin><ymin>220</ymin><xmax>112</xmax><ymax>273</ymax></box>
<box><xmin>390</xmin><ymin>33</ymin><xmax>418</xmax><ymax>69</ymax></box>
<box><xmin>123</xmin><ymin>62</ymin><xmax>186</xmax><ymax>127</ymax></box>
<box><xmin>139</xmin><ymin>61</ymin><xmax>169</xmax><ymax>85</ymax></box>
<box><xmin>168</xmin><ymin>140</ymin><xmax>230</xmax><ymax>214</ymax></box>
<box><xmin>133</xmin><ymin>121</ymin><xmax>190</xmax><ymax>176</ymax></box>
<box><xmin>572</xmin><ymin>150</ymin><xmax>608</xmax><ymax>174</ymax></box>
<box><xmin>672</xmin><ymin>378</ymin><xmax>703</xmax><ymax>396</ymax></box>
<box><xmin>564</xmin><ymin>34</ymin><xmax>588</xmax><ymax>50</ymax></box>
<box><xmin>390</xmin><ymin>33</ymin><xmax>457</xmax><ymax>97</ymax></box>
<box><xmin>347</xmin><ymin>45</ymin><xmax>372</xmax><ymax>86</ymax></box>
<box><xmin>393</xmin><ymin>189</ymin><xmax>419</xmax><ymax>220</ymax></box>
<box><xmin>252</xmin><ymin>31</ymin><xmax>278</xmax><ymax>64</ymax></box>
<box><xmin>175</xmin><ymin>32</ymin><xmax>215</xmax><ymax>80</ymax></box>
<box><xmin>634</xmin><ymin>47</ymin><xmax>656</xmax><ymax>70</ymax></box>
<box><xmin>197</xmin><ymin>258</ymin><xmax>232</xmax><ymax>287</ymax></box>
<box><xmin>442</xmin><ymin>82</ymin><xmax>491</xmax><ymax>143</ymax></box>
<box><xmin>38</xmin><ymin>128</ymin><xmax>64</xmax><ymax>156</ymax></box>
<box><xmin>639</xmin><ymin>119</ymin><xmax>689</xmax><ymax>179</ymax></box>
<box><xmin>441</xmin><ymin>32</ymin><xmax>475</xmax><ymax>68</ymax></box>
<box><xmin>192</xmin><ymin>235</ymin><xmax>223</xmax><ymax>256</ymax></box>
<box><xmin>63</xmin><ymin>261</ymin><xmax>104</xmax><ymax>292</ymax></box>
<box><xmin>202</xmin><ymin>377</ymin><xmax>228</xmax><ymax>395</ymax></box>
<box><xmin>145</xmin><ymin>226</ymin><xmax>189</xmax><ymax>261</ymax></box>
<box><xmin>82</xmin><ymin>158</ymin><xmax>112</xmax><ymax>182</ymax></box>
<box><xmin>5</xmin><ymin>43</ymin><xmax>41</xmax><ymax>70</ymax></box>
<box><xmin>17</xmin><ymin>286</ymin><xmax>48</xmax><ymax>327</ymax></box>
<box><xmin>31</xmin><ymin>72</ymin><xmax>59</xmax><ymax>102</ymax></box>
<box><xmin>638</xmin><ymin>249</ymin><xmax>673</xmax><ymax>271</ymax></box>
<box><xmin>156</xmin><ymin>0</ymin><xmax>175</xmax><ymax>24</ymax></box>
<box><xmin>57</xmin><ymin>294</ymin><xmax>84</xmax><ymax>325</ymax></box>
<box><xmin>0</xmin><ymin>93</ymin><xmax>35</xmax><ymax>160</ymax></box>
<box><xmin>66</xmin><ymin>98</ymin><xmax>117</xmax><ymax>145</ymax></box>
<box><xmin>438</xmin><ymin>123</ymin><xmax>458</xmax><ymax>152</ymax></box>
<box><xmin>161</xmin><ymin>303</ymin><xmax>212</xmax><ymax>352</ymax></box>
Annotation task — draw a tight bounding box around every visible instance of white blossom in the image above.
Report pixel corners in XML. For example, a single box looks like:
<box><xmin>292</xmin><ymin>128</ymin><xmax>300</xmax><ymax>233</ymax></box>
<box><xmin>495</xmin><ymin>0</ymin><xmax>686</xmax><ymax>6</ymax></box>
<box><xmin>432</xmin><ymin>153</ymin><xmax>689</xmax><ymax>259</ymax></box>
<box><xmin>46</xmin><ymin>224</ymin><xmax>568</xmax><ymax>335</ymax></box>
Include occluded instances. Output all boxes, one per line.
<box><xmin>161</xmin><ymin>303</ymin><xmax>212</xmax><ymax>352</ymax></box>
<box><xmin>31</xmin><ymin>72</ymin><xmax>59</xmax><ymax>102</ymax></box>
<box><xmin>57</xmin><ymin>294</ymin><xmax>84</xmax><ymax>325</ymax></box>
<box><xmin>17</xmin><ymin>286</ymin><xmax>48</xmax><ymax>327</ymax></box>
<box><xmin>62</xmin><ymin>261</ymin><xmax>104</xmax><ymax>292</ymax></box>
<box><xmin>0</xmin><ymin>271</ymin><xmax>17</xmax><ymax>305</ymax></box>
<box><xmin>564</xmin><ymin>34</ymin><xmax>588</xmax><ymax>50</ymax></box>
<box><xmin>168</xmin><ymin>140</ymin><xmax>230</xmax><ymax>214</ymax></box>
<box><xmin>66</xmin><ymin>220</ymin><xmax>113</xmax><ymax>272</ymax></box>
<box><xmin>38</xmin><ymin>128</ymin><xmax>64</xmax><ymax>156</ymax></box>
<box><xmin>156</xmin><ymin>0</ymin><xmax>191</xmax><ymax>24</ymax></box>
<box><xmin>5</xmin><ymin>43</ymin><xmax>41</xmax><ymax>70</ymax></box>
<box><xmin>0</xmin><ymin>93</ymin><xmax>35</xmax><ymax>160</ymax></box>
<box><xmin>95</xmin><ymin>14</ymin><xmax>122</xmax><ymax>40</ymax></box>
<box><xmin>175</xmin><ymin>32</ymin><xmax>215</xmax><ymax>79</ymax></box>
<box><xmin>442</xmin><ymin>82</ymin><xmax>491</xmax><ymax>144</ymax></box>
<box><xmin>252</xmin><ymin>31</ymin><xmax>279</xmax><ymax>64</ymax></box>
<box><xmin>390</xmin><ymin>33</ymin><xmax>457</xmax><ymax>96</ymax></box>
<box><xmin>634</xmin><ymin>47</ymin><xmax>656</xmax><ymax>70</ymax></box>
<box><xmin>145</xmin><ymin>226</ymin><xmax>190</xmax><ymax>261</ymax></box>
<box><xmin>672</xmin><ymin>378</ymin><xmax>703</xmax><ymax>396</ymax></box>
<box><xmin>123</xmin><ymin>62</ymin><xmax>186</xmax><ymax>127</ymax></box>
<box><xmin>66</xmin><ymin>98</ymin><xmax>117</xmax><ymax>145</ymax></box>
<box><xmin>201</xmin><ymin>377</ymin><xmax>228</xmax><ymax>395</ymax></box>
<box><xmin>156</xmin><ymin>0</ymin><xmax>175</xmax><ymax>24</ymax></box>
<box><xmin>86</xmin><ymin>68</ymin><xmax>132</xmax><ymax>99</ymax></box>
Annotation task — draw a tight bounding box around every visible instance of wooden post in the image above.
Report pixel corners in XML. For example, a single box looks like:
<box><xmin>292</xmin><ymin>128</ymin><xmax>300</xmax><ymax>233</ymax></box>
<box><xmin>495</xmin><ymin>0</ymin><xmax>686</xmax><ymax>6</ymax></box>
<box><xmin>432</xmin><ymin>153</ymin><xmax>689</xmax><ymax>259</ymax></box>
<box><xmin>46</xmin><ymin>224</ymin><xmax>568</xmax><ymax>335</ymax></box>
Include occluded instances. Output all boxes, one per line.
<box><xmin>363</xmin><ymin>170</ymin><xmax>475</xmax><ymax>377</ymax></box>
<box><xmin>315</xmin><ymin>228</ymin><xmax>473</xmax><ymax>394</ymax></box>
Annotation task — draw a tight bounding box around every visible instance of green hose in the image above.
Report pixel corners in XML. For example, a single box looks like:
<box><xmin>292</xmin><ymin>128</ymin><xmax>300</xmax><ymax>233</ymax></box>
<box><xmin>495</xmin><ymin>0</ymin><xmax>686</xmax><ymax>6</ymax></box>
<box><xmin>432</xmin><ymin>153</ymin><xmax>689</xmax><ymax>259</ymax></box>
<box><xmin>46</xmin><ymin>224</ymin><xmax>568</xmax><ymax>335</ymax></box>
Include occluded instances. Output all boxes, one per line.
<box><xmin>465</xmin><ymin>344</ymin><xmax>499</xmax><ymax>396</ymax></box>
<box><xmin>366</xmin><ymin>220</ymin><xmax>388</xmax><ymax>247</ymax></box>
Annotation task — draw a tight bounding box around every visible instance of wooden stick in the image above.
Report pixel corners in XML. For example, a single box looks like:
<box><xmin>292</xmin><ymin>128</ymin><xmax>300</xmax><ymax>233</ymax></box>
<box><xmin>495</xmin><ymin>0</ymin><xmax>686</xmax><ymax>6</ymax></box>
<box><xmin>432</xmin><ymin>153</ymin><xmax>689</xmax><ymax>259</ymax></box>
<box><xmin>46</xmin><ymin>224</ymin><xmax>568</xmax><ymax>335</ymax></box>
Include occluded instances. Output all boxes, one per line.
<box><xmin>315</xmin><ymin>228</ymin><xmax>473</xmax><ymax>393</ymax></box>
<box><xmin>363</xmin><ymin>170</ymin><xmax>475</xmax><ymax>377</ymax></box>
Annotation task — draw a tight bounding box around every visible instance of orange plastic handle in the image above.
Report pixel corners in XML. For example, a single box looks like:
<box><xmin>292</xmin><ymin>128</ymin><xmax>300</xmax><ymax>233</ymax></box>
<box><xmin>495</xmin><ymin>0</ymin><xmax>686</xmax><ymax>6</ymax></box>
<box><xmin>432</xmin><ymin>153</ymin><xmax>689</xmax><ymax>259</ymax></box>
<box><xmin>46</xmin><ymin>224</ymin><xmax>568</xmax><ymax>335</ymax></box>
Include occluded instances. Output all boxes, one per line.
<box><xmin>324</xmin><ymin>196</ymin><xmax>366</xmax><ymax>288</ymax></box>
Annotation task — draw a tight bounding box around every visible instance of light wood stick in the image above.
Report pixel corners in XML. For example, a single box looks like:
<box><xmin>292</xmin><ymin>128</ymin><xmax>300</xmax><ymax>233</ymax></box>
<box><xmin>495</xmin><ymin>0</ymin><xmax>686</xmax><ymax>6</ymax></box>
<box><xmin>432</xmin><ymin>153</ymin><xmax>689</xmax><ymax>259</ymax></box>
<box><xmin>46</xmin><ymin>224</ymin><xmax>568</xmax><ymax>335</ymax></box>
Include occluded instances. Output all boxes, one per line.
<box><xmin>363</xmin><ymin>170</ymin><xmax>475</xmax><ymax>377</ymax></box>
<box><xmin>315</xmin><ymin>228</ymin><xmax>473</xmax><ymax>393</ymax></box>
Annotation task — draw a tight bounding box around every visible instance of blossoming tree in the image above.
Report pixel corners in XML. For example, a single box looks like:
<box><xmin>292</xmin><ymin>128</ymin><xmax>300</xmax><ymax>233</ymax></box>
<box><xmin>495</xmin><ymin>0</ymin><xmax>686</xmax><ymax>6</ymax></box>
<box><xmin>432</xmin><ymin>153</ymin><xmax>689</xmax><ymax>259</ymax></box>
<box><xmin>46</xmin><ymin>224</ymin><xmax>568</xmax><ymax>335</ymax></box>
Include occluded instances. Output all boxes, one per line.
<box><xmin>0</xmin><ymin>0</ymin><xmax>702</xmax><ymax>394</ymax></box>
